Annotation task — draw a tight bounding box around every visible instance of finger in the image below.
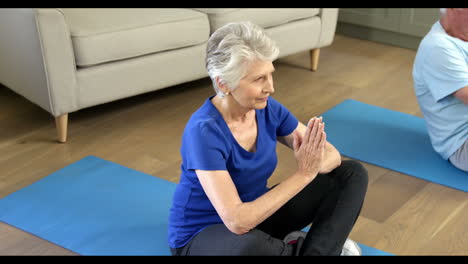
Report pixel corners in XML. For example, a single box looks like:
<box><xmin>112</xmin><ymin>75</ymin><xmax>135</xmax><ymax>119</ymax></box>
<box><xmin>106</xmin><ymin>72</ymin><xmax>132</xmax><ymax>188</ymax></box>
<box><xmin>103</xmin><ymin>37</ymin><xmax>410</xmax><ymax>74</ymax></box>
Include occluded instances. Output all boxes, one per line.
<box><xmin>303</xmin><ymin>117</ymin><xmax>315</xmax><ymax>145</ymax></box>
<box><xmin>312</xmin><ymin>121</ymin><xmax>324</xmax><ymax>150</ymax></box>
<box><xmin>317</xmin><ymin>125</ymin><xmax>326</xmax><ymax>153</ymax></box>
<box><xmin>308</xmin><ymin>118</ymin><xmax>319</xmax><ymax>147</ymax></box>
<box><xmin>320</xmin><ymin>131</ymin><xmax>327</xmax><ymax>150</ymax></box>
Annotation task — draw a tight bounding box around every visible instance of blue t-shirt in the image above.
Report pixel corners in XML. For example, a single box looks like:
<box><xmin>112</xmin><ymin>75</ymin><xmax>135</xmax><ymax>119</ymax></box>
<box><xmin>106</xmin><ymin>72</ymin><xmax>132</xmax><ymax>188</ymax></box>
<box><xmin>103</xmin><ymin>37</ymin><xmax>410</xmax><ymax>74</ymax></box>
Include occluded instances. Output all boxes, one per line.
<box><xmin>413</xmin><ymin>21</ymin><xmax>468</xmax><ymax>160</ymax></box>
<box><xmin>168</xmin><ymin>96</ymin><xmax>299</xmax><ymax>248</ymax></box>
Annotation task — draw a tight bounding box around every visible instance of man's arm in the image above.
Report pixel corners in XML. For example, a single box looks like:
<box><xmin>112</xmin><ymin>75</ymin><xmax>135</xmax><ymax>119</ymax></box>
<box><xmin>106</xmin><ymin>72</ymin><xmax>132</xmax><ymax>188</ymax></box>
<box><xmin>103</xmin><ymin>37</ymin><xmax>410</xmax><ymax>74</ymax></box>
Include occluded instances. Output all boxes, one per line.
<box><xmin>454</xmin><ymin>86</ymin><xmax>468</xmax><ymax>104</ymax></box>
<box><xmin>278</xmin><ymin>119</ymin><xmax>341</xmax><ymax>173</ymax></box>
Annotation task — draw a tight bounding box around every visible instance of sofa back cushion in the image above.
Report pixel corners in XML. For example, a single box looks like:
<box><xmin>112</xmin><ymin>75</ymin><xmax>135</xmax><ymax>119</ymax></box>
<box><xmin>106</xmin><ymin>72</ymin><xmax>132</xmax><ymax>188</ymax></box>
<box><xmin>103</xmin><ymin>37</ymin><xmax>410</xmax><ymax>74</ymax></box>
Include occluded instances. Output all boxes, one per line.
<box><xmin>61</xmin><ymin>8</ymin><xmax>210</xmax><ymax>67</ymax></box>
<box><xmin>192</xmin><ymin>8</ymin><xmax>320</xmax><ymax>33</ymax></box>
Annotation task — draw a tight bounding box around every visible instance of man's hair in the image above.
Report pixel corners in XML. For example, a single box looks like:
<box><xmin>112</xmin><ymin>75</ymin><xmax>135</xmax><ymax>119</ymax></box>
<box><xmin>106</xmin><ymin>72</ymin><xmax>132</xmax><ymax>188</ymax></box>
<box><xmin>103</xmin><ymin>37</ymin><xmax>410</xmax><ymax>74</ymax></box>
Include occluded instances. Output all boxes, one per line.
<box><xmin>440</xmin><ymin>8</ymin><xmax>447</xmax><ymax>16</ymax></box>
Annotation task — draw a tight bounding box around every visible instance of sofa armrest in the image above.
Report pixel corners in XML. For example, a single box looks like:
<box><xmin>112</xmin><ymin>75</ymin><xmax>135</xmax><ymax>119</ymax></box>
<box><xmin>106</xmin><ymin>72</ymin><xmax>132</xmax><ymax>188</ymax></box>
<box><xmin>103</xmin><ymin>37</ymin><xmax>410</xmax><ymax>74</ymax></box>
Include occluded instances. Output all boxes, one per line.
<box><xmin>317</xmin><ymin>8</ymin><xmax>339</xmax><ymax>47</ymax></box>
<box><xmin>0</xmin><ymin>8</ymin><xmax>78</xmax><ymax>117</ymax></box>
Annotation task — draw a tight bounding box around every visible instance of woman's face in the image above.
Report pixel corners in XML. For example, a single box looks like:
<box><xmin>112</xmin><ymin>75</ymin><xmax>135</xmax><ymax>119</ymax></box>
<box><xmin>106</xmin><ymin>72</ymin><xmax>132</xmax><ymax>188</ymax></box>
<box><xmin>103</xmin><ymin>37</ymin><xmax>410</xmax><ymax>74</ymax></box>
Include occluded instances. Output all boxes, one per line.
<box><xmin>231</xmin><ymin>59</ymin><xmax>275</xmax><ymax>110</ymax></box>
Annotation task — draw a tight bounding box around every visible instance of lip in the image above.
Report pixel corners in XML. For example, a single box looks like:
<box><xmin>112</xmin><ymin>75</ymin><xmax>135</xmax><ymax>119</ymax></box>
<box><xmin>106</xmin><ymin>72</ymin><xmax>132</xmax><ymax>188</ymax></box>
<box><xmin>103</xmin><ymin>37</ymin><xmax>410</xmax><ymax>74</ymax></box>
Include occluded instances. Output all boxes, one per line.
<box><xmin>257</xmin><ymin>97</ymin><xmax>268</xmax><ymax>102</ymax></box>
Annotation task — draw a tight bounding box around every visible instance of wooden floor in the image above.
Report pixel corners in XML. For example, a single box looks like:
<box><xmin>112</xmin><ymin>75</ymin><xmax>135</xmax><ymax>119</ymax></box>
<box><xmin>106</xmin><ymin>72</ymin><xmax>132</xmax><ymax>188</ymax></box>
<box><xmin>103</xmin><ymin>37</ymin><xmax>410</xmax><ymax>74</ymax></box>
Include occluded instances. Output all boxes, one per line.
<box><xmin>0</xmin><ymin>34</ymin><xmax>466</xmax><ymax>255</ymax></box>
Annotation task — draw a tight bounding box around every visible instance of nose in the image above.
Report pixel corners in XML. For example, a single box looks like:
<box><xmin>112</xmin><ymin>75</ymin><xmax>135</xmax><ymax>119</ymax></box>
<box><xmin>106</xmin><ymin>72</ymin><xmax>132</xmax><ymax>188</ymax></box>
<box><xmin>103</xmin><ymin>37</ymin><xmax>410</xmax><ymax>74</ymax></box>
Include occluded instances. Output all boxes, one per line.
<box><xmin>264</xmin><ymin>74</ymin><xmax>274</xmax><ymax>94</ymax></box>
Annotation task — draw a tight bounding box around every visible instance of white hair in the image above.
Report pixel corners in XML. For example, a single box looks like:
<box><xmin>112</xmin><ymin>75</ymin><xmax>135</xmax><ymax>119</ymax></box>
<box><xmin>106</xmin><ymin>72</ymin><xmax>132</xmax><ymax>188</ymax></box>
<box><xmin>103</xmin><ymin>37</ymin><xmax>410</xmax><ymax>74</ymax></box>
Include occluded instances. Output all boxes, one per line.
<box><xmin>205</xmin><ymin>21</ymin><xmax>279</xmax><ymax>97</ymax></box>
<box><xmin>440</xmin><ymin>8</ymin><xmax>447</xmax><ymax>16</ymax></box>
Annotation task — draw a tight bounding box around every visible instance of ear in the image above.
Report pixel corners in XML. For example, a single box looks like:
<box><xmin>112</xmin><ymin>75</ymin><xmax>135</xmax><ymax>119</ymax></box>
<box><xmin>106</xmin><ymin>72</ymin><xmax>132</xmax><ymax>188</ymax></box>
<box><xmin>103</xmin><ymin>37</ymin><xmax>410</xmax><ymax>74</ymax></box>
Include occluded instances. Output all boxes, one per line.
<box><xmin>215</xmin><ymin>77</ymin><xmax>230</xmax><ymax>94</ymax></box>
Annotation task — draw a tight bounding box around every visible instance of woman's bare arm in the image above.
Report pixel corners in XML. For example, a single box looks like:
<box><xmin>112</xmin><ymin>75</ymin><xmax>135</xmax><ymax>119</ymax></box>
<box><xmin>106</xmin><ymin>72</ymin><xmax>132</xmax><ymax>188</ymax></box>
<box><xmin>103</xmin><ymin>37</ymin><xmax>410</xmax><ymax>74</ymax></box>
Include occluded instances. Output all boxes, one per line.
<box><xmin>196</xmin><ymin>118</ymin><xmax>327</xmax><ymax>235</ymax></box>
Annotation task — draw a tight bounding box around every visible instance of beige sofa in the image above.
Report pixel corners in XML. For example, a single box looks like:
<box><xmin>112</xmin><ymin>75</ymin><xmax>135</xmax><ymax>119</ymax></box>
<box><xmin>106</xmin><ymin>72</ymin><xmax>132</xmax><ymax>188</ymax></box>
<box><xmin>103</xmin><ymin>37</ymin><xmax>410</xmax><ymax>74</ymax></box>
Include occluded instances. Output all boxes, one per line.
<box><xmin>0</xmin><ymin>8</ymin><xmax>338</xmax><ymax>143</ymax></box>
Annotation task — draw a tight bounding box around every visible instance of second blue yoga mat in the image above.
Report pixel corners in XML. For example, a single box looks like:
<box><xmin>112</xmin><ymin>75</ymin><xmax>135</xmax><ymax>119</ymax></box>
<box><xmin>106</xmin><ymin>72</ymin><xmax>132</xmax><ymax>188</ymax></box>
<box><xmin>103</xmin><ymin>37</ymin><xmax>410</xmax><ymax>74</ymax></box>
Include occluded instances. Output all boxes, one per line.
<box><xmin>0</xmin><ymin>156</ymin><xmax>391</xmax><ymax>255</ymax></box>
<box><xmin>321</xmin><ymin>99</ymin><xmax>468</xmax><ymax>192</ymax></box>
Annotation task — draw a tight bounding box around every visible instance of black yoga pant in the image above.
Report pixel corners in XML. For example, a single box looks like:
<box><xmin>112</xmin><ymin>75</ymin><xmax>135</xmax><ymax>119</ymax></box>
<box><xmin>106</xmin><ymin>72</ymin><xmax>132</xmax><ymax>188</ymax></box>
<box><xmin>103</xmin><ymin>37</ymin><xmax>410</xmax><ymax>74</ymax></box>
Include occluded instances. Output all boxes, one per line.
<box><xmin>171</xmin><ymin>160</ymin><xmax>368</xmax><ymax>256</ymax></box>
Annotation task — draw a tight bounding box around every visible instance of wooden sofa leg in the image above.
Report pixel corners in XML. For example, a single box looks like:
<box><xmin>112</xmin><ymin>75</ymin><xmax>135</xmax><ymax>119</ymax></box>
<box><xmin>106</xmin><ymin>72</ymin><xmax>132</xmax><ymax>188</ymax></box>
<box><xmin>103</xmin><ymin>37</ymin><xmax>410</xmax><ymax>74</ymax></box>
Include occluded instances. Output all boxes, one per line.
<box><xmin>310</xmin><ymin>48</ymin><xmax>320</xmax><ymax>71</ymax></box>
<box><xmin>55</xmin><ymin>114</ymin><xmax>68</xmax><ymax>143</ymax></box>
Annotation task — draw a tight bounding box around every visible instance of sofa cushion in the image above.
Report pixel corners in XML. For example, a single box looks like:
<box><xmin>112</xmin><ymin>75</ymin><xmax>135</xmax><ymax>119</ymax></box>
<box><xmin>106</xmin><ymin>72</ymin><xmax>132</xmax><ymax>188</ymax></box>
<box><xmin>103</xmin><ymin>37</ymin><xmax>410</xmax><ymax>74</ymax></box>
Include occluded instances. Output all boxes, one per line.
<box><xmin>60</xmin><ymin>8</ymin><xmax>210</xmax><ymax>67</ymax></box>
<box><xmin>192</xmin><ymin>8</ymin><xmax>319</xmax><ymax>33</ymax></box>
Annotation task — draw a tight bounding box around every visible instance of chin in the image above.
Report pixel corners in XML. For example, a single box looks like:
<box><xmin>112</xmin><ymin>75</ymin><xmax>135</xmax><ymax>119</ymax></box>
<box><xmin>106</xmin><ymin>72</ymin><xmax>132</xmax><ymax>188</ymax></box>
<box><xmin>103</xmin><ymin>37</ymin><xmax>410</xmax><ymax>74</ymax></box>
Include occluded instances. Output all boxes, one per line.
<box><xmin>255</xmin><ymin>100</ymin><xmax>268</xmax><ymax>109</ymax></box>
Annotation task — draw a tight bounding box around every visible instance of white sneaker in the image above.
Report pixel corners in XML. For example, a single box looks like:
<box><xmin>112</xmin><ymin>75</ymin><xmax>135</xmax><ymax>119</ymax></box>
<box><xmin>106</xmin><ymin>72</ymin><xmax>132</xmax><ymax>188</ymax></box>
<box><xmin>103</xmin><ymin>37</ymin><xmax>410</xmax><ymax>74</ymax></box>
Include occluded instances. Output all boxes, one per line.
<box><xmin>340</xmin><ymin>239</ymin><xmax>362</xmax><ymax>256</ymax></box>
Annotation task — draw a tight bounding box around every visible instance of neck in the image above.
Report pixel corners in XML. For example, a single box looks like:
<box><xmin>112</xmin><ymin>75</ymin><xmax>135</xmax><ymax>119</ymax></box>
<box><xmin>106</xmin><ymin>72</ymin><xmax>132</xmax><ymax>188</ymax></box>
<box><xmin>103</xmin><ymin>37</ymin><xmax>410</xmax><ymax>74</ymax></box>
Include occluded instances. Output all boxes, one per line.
<box><xmin>212</xmin><ymin>95</ymin><xmax>253</xmax><ymax>123</ymax></box>
<box><xmin>440</xmin><ymin>16</ymin><xmax>451</xmax><ymax>34</ymax></box>
<box><xmin>440</xmin><ymin>16</ymin><xmax>468</xmax><ymax>41</ymax></box>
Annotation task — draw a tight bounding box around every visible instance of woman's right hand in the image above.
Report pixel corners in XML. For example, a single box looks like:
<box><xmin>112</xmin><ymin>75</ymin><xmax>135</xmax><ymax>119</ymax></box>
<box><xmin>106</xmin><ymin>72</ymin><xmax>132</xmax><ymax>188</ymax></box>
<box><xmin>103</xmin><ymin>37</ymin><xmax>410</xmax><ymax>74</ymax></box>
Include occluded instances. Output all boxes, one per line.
<box><xmin>292</xmin><ymin>117</ymin><xmax>326</xmax><ymax>179</ymax></box>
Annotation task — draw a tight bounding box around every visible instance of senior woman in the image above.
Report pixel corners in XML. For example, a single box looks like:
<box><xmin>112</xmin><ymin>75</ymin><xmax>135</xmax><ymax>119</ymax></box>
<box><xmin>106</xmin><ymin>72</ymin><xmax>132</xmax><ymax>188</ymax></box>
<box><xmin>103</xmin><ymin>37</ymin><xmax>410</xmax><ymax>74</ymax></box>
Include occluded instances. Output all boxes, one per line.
<box><xmin>168</xmin><ymin>21</ymin><xmax>368</xmax><ymax>256</ymax></box>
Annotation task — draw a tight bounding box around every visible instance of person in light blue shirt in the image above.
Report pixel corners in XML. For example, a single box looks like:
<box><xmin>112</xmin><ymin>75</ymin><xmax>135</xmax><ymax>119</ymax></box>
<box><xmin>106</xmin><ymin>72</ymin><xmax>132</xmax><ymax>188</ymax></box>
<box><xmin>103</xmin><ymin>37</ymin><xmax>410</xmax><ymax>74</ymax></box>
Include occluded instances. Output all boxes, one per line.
<box><xmin>413</xmin><ymin>8</ymin><xmax>468</xmax><ymax>172</ymax></box>
<box><xmin>168</xmin><ymin>21</ymin><xmax>368</xmax><ymax>256</ymax></box>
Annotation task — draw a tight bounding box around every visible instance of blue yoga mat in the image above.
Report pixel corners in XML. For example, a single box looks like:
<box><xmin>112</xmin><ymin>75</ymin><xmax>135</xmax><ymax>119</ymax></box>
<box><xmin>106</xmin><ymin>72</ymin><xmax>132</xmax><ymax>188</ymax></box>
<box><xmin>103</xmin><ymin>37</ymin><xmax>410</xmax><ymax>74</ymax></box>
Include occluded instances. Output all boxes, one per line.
<box><xmin>0</xmin><ymin>156</ymin><xmax>391</xmax><ymax>255</ymax></box>
<box><xmin>321</xmin><ymin>99</ymin><xmax>468</xmax><ymax>192</ymax></box>
<box><xmin>301</xmin><ymin>226</ymin><xmax>393</xmax><ymax>256</ymax></box>
<box><xmin>0</xmin><ymin>156</ymin><xmax>175</xmax><ymax>255</ymax></box>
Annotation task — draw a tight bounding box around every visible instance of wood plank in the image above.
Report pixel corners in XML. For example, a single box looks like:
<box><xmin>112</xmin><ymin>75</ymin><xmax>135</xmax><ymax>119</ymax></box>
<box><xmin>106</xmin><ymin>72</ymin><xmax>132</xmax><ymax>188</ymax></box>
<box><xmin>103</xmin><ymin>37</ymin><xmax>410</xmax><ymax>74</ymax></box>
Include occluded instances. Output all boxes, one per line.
<box><xmin>361</xmin><ymin>170</ymin><xmax>428</xmax><ymax>223</ymax></box>
<box><xmin>0</xmin><ymin>222</ymin><xmax>76</xmax><ymax>255</ymax></box>
<box><xmin>374</xmin><ymin>184</ymin><xmax>468</xmax><ymax>255</ymax></box>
